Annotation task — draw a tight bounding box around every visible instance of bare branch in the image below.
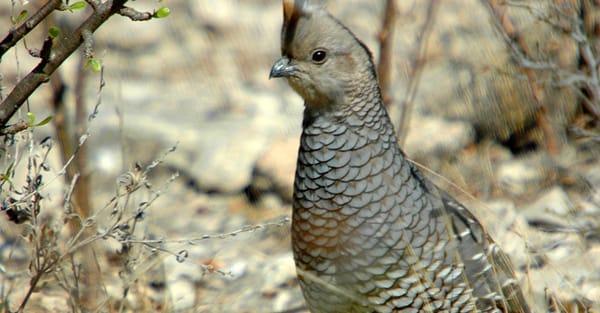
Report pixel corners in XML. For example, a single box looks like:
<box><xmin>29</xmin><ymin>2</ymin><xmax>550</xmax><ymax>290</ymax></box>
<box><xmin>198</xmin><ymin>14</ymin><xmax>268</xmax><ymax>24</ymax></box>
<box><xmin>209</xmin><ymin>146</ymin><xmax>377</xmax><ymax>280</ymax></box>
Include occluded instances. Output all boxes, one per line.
<box><xmin>85</xmin><ymin>0</ymin><xmax>102</xmax><ymax>12</ymax></box>
<box><xmin>485</xmin><ymin>0</ymin><xmax>560</xmax><ymax>154</ymax></box>
<box><xmin>119</xmin><ymin>6</ymin><xmax>153</xmax><ymax>21</ymax></box>
<box><xmin>397</xmin><ymin>0</ymin><xmax>438</xmax><ymax>145</ymax></box>
<box><xmin>0</xmin><ymin>119</ymin><xmax>28</xmax><ymax>135</ymax></box>
<box><xmin>119</xmin><ymin>217</ymin><xmax>291</xmax><ymax>245</ymax></box>
<box><xmin>81</xmin><ymin>29</ymin><xmax>94</xmax><ymax>59</ymax></box>
<box><xmin>377</xmin><ymin>0</ymin><xmax>397</xmax><ymax>108</ymax></box>
<box><xmin>573</xmin><ymin>4</ymin><xmax>600</xmax><ymax>119</ymax></box>
<box><xmin>0</xmin><ymin>0</ymin><xmax>129</xmax><ymax>130</ymax></box>
<box><xmin>0</xmin><ymin>0</ymin><xmax>63</xmax><ymax>59</ymax></box>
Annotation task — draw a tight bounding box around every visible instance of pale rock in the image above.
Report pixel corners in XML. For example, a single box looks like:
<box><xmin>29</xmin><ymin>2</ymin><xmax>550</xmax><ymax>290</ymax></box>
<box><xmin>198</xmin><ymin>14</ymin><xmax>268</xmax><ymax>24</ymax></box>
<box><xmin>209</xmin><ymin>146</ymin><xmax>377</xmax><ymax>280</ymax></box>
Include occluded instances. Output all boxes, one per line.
<box><xmin>480</xmin><ymin>199</ymin><xmax>529</xmax><ymax>268</ymax></box>
<box><xmin>496</xmin><ymin>156</ymin><xmax>547</xmax><ymax>196</ymax></box>
<box><xmin>168</xmin><ymin>279</ymin><xmax>196</xmax><ymax>311</ymax></box>
<box><xmin>224</xmin><ymin>259</ymin><xmax>248</xmax><ymax>280</ymax></box>
<box><xmin>522</xmin><ymin>187</ymin><xmax>575</xmax><ymax>231</ymax></box>
<box><xmin>255</xmin><ymin>136</ymin><xmax>300</xmax><ymax>202</ymax></box>
<box><xmin>578</xmin><ymin>199</ymin><xmax>600</xmax><ymax>215</ymax></box>
<box><xmin>404</xmin><ymin>114</ymin><xmax>474</xmax><ymax>158</ymax></box>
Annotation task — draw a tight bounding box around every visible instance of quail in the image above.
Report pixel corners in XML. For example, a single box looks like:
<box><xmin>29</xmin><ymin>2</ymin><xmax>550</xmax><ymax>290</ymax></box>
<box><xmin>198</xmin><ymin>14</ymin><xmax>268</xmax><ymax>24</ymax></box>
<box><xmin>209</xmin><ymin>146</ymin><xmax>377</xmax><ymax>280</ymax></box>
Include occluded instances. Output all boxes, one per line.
<box><xmin>269</xmin><ymin>1</ymin><xmax>531</xmax><ymax>312</ymax></box>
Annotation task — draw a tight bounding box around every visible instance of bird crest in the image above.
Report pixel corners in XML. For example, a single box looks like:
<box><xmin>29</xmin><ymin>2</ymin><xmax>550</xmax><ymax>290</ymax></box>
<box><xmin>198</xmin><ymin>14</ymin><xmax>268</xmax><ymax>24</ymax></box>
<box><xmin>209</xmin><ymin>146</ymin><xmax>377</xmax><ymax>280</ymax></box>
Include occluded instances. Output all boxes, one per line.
<box><xmin>282</xmin><ymin>0</ymin><xmax>322</xmax><ymax>23</ymax></box>
<box><xmin>281</xmin><ymin>0</ymin><xmax>325</xmax><ymax>55</ymax></box>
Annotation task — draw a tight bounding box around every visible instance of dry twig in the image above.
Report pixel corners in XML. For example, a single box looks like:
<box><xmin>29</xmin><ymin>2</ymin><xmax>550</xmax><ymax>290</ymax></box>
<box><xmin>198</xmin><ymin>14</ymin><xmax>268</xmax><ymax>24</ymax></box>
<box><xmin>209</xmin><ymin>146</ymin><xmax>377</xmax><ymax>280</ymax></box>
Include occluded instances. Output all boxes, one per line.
<box><xmin>485</xmin><ymin>0</ymin><xmax>560</xmax><ymax>154</ymax></box>
<box><xmin>377</xmin><ymin>0</ymin><xmax>397</xmax><ymax>107</ymax></box>
<box><xmin>0</xmin><ymin>0</ymin><xmax>128</xmax><ymax>129</ymax></box>
<box><xmin>0</xmin><ymin>0</ymin><xmax>63</xmax><ymax>59</ymax></box>
<box><xmin>397</xmin><ymin>0</ymin><xmax>439</xmax><ymax>145</ymax></box>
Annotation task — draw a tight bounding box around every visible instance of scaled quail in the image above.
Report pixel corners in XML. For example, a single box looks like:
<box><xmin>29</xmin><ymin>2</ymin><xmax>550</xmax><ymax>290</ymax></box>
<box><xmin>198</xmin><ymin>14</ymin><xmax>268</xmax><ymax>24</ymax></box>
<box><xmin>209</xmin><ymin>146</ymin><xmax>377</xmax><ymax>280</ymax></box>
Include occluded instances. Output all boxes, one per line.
<box><xmin>269</xmin><ymin>1</ymin><xmax>531</xmax><ymax>312</ymax></box>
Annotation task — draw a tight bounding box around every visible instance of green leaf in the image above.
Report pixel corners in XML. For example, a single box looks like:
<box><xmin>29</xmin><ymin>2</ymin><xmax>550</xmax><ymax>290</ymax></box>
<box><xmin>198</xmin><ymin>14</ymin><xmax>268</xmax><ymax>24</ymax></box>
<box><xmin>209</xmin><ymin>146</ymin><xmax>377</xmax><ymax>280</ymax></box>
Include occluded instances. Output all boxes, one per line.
<box><xmin>16</xmin><ymin>10</ymin><xmax>28</xmax><ymax>24</ymax></box>
<box><xmin>154</xmin><ymin>7</ymin><xmax>170</xmax><ymax>18</ymax></box>
<box><xmin>4</xmin><ymin>162</ymin><xmax>14</xmax><ymax>176</ymax></box>
<box><xmin>68</xmin><ymin>1</ymin><xmax>87</xmax><ymax>11</ymax></box>
<box><xmin>85</xmin><ymin>58</ymin><xmax>102</xmax><ymax>73</ymax></box>
<box><xmin>26</xmin><ymin>112</ymin><xmax>35</xmax><ymax>126</ymax></box>
<box><xmin>1</xmin><ymin>162</ymin><xmax>15</xmax><ymax>189</ymax></box>
<box><xmin>34</xmin><ymin>115</ymin><xmax>53</xmax><ymax>127</ymax></box>
<box><xmin>48</xmin><ymin>26</ymin><xmax>61</xmax><ymax>39</ymax></box>
<box><xmin>0</xmin><ymin>174</ymin><xmax>15</xmax><ymax>190</ymax></box>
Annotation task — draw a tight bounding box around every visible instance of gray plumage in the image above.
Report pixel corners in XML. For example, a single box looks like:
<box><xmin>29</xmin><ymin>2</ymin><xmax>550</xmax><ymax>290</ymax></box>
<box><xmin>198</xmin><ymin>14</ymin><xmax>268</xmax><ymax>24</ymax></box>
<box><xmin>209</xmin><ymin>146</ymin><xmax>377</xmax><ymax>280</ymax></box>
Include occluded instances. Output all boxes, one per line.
<box><xmin>270</xmin><ymin>1</ymin><xmax>531</xmax><ymax>312</ymax></box>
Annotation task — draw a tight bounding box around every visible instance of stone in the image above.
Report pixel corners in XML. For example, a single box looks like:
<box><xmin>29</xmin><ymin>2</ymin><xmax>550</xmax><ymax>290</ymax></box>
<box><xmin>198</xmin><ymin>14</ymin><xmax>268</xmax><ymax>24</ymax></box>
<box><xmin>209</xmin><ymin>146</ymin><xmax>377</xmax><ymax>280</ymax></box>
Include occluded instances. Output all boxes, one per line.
<box><xmin>522</xmin><ymin>187</ymin><xmax>576</xmax><ymax>231</ymax></box>
<box><xmin>254</xmin><ymin>136</ymin><xmax>300</xmax><ymax>202</ymax></box>
<box><xmin>496</xmin><ymin>154</ymin><xmax>548</xmax><ymax>196</ymax></box>
<box><xmin>404</xmin><ymin>114</ymin><xmax>475</xmax><ymax>158</ymax></box>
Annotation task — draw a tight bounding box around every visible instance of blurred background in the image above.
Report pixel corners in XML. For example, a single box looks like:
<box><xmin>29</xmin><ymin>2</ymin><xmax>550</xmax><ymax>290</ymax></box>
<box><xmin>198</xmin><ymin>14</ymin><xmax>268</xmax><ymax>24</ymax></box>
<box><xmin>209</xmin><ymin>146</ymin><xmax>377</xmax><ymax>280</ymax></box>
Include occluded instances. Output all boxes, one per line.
<box><xmin>0</xmin><ymin>0</ymin><xmax>599</xmax><ymax>312</ymax></box>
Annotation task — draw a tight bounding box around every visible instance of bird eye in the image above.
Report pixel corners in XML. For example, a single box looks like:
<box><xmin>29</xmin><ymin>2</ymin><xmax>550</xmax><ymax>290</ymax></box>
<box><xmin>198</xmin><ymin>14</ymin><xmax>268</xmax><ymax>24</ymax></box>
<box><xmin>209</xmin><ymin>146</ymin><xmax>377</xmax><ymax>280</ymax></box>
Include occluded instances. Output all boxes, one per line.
<box><xmin>311</xmin><ymin>50</ymin><xmax>327</xmax><ymax>63</ymax></box>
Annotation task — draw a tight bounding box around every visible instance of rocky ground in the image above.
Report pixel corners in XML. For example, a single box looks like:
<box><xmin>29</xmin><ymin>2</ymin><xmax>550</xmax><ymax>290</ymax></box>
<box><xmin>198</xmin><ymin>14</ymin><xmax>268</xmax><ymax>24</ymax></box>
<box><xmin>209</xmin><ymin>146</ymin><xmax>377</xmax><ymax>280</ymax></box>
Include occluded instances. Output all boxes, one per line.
<box><xmin>0</xmin><ymin>0</ymin><xmax>599</xmax><ymax>312</ymax></box>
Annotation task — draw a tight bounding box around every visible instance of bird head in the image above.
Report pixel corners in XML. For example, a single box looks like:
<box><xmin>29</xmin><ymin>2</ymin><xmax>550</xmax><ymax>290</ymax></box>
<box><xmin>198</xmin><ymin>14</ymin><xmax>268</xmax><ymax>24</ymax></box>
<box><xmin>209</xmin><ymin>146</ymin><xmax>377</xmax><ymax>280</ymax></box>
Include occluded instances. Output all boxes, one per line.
<box><xmin>270</xmin><ymin>0</ymin><xmax>377</xmax><ymax>110</ymax></box>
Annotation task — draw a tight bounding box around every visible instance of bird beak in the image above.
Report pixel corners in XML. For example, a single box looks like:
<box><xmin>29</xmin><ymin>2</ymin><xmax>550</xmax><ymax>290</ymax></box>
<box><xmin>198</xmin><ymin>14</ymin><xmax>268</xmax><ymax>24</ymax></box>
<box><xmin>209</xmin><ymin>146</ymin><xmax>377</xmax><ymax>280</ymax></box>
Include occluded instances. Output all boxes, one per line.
<box><xmin>269</xmin><ymin>57</ymin><xmax>297</xmax><ymax>79</ymax></box>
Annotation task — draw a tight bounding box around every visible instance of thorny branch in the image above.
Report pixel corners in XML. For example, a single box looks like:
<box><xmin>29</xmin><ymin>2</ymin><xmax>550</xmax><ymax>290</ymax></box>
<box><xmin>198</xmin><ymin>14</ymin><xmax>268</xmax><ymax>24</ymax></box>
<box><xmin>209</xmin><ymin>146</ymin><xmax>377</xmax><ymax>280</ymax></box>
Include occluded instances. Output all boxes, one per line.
<box><xmin>118</xmin><ymin>217</ymin><xmax>291</xmax><ymax>246</ymax></box>
<box><xmin>1</xmin><ymin>1</ymin><xmax>172</xmax><ymax>311</ymax></box>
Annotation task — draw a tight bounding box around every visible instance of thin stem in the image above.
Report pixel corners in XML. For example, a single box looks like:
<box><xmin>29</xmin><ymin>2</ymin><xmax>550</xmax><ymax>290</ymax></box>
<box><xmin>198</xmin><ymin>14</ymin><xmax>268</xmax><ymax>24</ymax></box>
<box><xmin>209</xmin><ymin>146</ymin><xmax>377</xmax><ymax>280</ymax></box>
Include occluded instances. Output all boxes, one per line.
<box><xmin>397</xmin><ymin>0</ymin><xmax>438</xmax><ymax>145</ymax></box>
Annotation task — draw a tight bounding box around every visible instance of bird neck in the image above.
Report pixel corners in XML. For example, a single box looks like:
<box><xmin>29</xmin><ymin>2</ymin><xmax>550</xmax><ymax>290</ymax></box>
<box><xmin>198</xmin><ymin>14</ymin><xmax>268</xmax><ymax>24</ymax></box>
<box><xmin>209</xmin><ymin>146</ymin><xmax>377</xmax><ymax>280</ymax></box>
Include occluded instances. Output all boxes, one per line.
<box><xmin>301</xmin><ymin>67</ymin><xmax>382</xmax><ymax>119</ymax></box>
<box><xmin>299</xmin><ymin>85</ymin><xmax>402</xmax><ymax>169</ymax></box>
<box><xmin>301</xmin><ymin>78</ymin><xmax>392</xmax><ymax>139</ymax></box>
